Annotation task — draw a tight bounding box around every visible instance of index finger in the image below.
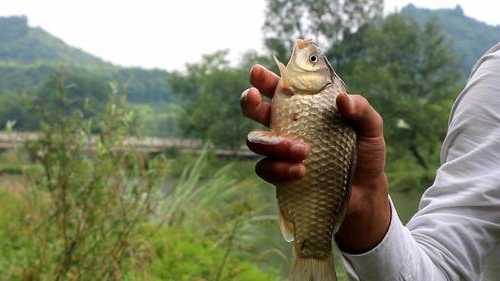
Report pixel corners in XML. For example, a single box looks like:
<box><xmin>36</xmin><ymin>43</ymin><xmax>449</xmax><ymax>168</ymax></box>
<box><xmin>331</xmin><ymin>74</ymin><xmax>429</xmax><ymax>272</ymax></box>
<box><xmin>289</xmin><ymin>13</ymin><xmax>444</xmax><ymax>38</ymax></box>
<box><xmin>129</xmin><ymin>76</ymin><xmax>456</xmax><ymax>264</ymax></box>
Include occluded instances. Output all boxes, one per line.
<box><xmin>250</xmin><ymin>64</ymin><xmax>280</xmax><ymax>98</ymax></box>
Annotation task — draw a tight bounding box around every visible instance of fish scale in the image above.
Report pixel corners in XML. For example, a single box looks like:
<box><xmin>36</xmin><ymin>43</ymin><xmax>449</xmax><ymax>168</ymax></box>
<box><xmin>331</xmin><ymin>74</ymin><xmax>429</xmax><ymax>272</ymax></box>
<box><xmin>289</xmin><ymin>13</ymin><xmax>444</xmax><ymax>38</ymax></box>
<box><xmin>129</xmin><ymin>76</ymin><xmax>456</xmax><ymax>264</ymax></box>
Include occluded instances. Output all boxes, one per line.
<box><xmin>272</xmin><ymin>78</ymin><xmax>356</xmax><ymax>261</ymax></box>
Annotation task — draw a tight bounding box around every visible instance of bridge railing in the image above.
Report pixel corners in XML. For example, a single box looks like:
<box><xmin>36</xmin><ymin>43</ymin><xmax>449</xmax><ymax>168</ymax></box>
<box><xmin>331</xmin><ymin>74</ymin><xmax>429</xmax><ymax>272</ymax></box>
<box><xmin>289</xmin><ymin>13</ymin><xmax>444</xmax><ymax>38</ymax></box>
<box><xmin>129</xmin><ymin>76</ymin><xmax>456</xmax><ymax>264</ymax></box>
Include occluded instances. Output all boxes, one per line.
<box><xmin>0</xmin><ymin>132</ymin><xmax>257</xmax><ymax>159</ymax></box>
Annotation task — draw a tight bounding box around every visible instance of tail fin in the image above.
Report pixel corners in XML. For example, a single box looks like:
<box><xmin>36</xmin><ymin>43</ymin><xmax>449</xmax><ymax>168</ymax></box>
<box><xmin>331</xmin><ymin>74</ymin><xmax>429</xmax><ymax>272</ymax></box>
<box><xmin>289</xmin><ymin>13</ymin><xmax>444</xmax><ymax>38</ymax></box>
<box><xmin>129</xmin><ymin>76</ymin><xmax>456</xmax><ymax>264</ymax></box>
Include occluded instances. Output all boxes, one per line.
<box><xmin>289</xmin><ymin>249</ymin><xmax>336</xmax><ymax>281</ymax></box>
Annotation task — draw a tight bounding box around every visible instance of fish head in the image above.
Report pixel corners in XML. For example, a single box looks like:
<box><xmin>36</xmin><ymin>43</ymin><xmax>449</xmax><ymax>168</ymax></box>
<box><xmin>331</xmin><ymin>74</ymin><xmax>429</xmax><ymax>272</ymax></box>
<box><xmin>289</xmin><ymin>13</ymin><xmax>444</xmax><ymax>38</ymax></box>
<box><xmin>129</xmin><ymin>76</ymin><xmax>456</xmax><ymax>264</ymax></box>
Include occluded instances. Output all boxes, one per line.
<box><xmin>274</xmin><ymin>39</ymin><xmax>335</xmax><ymax>95</ymax></box>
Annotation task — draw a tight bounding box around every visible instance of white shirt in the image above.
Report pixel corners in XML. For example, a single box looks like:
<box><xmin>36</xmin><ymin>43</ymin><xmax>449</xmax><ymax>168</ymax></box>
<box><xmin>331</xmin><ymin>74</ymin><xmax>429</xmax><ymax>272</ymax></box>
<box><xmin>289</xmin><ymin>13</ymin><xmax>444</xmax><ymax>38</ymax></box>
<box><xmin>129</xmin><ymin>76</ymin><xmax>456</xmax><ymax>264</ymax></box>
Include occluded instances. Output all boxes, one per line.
<box><xmin>341</xmin><ymin>43</ymin><xmax>500</xmax><ymax>281</ymax></box>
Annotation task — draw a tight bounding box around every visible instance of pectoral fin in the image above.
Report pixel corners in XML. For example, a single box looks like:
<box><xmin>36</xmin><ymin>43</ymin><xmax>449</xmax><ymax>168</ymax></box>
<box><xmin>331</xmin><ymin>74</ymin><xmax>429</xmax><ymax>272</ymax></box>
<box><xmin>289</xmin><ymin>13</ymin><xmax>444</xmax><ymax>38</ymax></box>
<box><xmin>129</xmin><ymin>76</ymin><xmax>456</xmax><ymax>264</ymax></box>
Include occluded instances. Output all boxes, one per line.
<box><xmin>278</xmin><ymin>207</ymin><xmax>294</xmax><ymax>242</ymax></box>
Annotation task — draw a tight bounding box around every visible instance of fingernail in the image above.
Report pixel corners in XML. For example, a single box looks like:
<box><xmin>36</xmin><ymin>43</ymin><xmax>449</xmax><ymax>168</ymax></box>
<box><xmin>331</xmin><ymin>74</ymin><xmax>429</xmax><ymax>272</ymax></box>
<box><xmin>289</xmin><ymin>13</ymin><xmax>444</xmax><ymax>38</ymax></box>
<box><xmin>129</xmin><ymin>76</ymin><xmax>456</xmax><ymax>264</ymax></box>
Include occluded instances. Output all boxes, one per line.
<box><xmin>249</xmin><ymin>64</ymin><xmax>258</xmax><ymax>75</ymax></box>
<box><xmin>290</xmin><ymin>143</ymin><xmax>307</xmax><ymax>158</ymax></box>
<box><xmin>289</xmin><ymin>165</ymin><xmax>306</xmax><ymax>179</ymax></box>
<box><xmin>247</xmin><ymin>131</ymin><xmax>283</xmax><ymax>145</ymax></box>
<box><xmin>250</xmin><ymin>65</ymin><xmax>262</xmax><ymax>82</ymax></box>
<box><xmin>241</xmin><ymin>89</ymin><xmax>250</xmax><ymax>103</ymax></box>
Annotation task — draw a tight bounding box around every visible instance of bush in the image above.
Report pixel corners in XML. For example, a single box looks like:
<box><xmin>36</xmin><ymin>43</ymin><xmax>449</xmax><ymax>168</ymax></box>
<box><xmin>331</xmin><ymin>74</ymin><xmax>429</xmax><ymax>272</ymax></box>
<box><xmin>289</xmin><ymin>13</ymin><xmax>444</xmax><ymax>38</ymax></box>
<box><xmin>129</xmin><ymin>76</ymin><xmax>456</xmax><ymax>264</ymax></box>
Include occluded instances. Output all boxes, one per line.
<box><xmin>0</xmin><ymin>190</ymin><xmax>35</xmax><ymax>279</ymax></box>
<box><xmin>0</xmin><ymin>76</ymin><xmax>282</xmax><ymax>280</ymax></box>
<box><xmin>146</xmin><ymin>227</ymin><xmax>276</xmax><ymax>281</ymax></box>
<box><xmin>2</xmin><ymin>78</ymin><xmax>168</xmax><ymax>281</ymax></box>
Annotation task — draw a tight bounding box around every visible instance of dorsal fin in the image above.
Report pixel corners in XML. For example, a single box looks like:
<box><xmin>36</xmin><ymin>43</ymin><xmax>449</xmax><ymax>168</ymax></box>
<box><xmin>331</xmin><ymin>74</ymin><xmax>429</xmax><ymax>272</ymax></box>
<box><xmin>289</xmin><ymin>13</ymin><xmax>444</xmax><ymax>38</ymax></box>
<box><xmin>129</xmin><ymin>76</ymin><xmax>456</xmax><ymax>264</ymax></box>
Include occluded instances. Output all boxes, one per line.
<box><xmin>273</xmin><ymin>55</ymin><xmax>289</xmax><ymax>89</ymax></box>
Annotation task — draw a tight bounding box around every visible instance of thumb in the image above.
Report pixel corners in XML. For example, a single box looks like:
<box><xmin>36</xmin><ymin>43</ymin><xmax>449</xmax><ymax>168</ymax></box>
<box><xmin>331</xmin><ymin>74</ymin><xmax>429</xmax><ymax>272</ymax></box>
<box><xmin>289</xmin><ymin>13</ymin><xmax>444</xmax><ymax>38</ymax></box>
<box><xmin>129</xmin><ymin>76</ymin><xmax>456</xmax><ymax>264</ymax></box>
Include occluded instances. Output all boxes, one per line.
<box><xmin>337</xmin><ymin>93</ymin><xmax>384</xmax><ymax>138</ymax></box>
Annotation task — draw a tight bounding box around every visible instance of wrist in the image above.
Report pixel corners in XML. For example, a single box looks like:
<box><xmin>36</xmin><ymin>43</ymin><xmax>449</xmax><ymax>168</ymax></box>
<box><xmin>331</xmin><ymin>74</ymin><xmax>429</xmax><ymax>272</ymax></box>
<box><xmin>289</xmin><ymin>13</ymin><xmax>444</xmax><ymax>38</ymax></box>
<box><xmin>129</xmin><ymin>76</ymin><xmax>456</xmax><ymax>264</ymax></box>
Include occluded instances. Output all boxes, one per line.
<box><xmin>335</xmin><ymin>174</ymin><xmax>391</xmax><ymax>254</ymax></box>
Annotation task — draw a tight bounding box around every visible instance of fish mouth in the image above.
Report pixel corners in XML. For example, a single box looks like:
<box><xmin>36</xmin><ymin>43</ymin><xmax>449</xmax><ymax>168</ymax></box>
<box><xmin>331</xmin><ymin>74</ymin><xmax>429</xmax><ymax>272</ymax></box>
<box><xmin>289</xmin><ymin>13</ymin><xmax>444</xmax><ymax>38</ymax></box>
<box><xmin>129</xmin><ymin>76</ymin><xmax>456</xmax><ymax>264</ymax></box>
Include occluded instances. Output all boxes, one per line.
<box><xmin>295</xmin><ymin>38</ymin><xmax>314</xmax><ymax>49</ymax></box>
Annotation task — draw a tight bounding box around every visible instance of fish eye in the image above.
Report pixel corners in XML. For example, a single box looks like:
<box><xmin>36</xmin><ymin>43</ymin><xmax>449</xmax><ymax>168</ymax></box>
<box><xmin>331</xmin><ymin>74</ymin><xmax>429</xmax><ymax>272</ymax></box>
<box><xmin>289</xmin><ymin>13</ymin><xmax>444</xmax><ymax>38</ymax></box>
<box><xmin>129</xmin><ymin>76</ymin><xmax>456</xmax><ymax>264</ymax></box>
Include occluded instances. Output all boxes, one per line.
<box><xmin>309</xmin><ymin>54</ymin><xmax>318</xmax><ymax>64</ymax></box>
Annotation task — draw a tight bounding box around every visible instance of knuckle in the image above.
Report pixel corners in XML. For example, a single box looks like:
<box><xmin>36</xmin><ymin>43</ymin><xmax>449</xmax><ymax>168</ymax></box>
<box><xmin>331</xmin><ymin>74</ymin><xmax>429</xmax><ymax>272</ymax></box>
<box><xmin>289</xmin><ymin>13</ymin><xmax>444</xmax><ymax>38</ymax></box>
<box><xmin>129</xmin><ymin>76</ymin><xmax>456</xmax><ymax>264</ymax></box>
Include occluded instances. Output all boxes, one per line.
<box><xmin>350</xmin><ymin>95</ymin><xmax>369</xmax><ymax>118</ymax></box>
<box><xmin>357</xmin><ymin>96</ymin><xmax>369</xmax><ymax>111</ymax></box>
<box><xmin>373</xmin><ymin>112</ymin><xmax>384</xmax><ymax>129</ymax></box>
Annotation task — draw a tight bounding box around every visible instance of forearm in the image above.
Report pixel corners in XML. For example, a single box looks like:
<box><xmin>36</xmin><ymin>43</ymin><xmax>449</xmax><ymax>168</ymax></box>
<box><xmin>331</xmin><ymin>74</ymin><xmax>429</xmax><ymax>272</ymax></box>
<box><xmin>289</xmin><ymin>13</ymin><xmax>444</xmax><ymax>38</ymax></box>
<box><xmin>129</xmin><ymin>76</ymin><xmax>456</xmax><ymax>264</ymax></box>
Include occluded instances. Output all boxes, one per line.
<box><xmin>334</xmin><ymin>175</ymin><xmax>448</xmax><ymax>280</ymax></box>
<box><xmin>335</xmin><ymin>43</ymin><xmax>500</xmax><ymax>281</ymax></box>
<box><xmin>339</xmin><ymin>199</ymin><xmax>450</xmax><ymax>281</ymax></box>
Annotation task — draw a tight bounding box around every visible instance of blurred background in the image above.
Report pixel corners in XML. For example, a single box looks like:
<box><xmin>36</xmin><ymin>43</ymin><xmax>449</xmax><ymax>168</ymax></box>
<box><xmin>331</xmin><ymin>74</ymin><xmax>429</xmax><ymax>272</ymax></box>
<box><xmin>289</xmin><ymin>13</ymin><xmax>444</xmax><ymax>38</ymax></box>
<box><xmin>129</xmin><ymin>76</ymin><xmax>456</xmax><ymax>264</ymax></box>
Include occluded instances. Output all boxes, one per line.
<box><xmin>0</xmin><ymin>0</ymin><xmax>498</xmax><ymax>280</ymax></box>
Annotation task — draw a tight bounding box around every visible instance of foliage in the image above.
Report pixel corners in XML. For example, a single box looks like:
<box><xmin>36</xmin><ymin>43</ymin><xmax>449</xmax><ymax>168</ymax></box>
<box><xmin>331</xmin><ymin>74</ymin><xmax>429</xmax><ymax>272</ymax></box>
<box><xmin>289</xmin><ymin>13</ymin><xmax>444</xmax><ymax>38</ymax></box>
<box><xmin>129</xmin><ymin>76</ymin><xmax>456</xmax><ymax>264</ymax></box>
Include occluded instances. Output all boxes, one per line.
<box><xmin>0</xmin><ymin>74</ymin><xmax>282</xmax><ymax>279</ymax></box>
<box><xmin>0</xmin><ymin>149</ymin><xmax>283</xmax><ymax>280</ymax></box>
<box><xmin>160</xmin><ymin>150</ymin><xmax>283</xmax><ymax>268</ymax></box>
<box><xmin>0</xmin><ymin>189</ymin><xmax>35</xmax><ymax>278</ymax></box>
<box><xmin>0</xmin><ymin>69</ymin><xmax>114</xmax><ymax>131</ymax></box>
<box><xmin>144</xmin><ymin>152</ymin><xmax>281</xmax><ymax>280</ymax></box>
<box><xmin>131</xmin><ymin>103</ymin><xmax>182</xmax><ymax>137</ymax></box>
<box><xmin>170</xmin><ymin>51</ymin><xmax>255</xmax><ymax>149</ymax></box>
<box><xmin>113</xmin><ymin>68</ymin><xmax>174</xmax><ymax>104</ymax></box>
<box><xmin>0</xmin><ymin>160</ymin><xmax>283</xmax><ymax>281</ymax></box>
<box><xmin>263</xmin><ymin>0</ymin><xmax>384</xmax><ymax>58</ymax></box>
<box><xmin>34</xmin><ymin>70</ymin><xmax>111</xmax><ymax>128</ymax></box>
<box><xmin>401</xmin><ymin>4</ymin><xmax>500</xmax><ymax>78</ymax></box>
<box><xmin>0</xmin><ymin>62</ymin><xmax>57</xmax><ymax>93</ymax></box>
<box><xmin>0</xmin><ymin>91</ymin><xmax>38</xmax><ymax>131</ymax></box>
<box><xmin>145</xmin><ymin>227</ymin><xmax>276</xmax><ymax>281</ymax></box>
<box><xmin>1</xmin><ymin>79</ymin><xmax>169</xmax><ymax>280</ymax></box>
<box><xmin>330</xmin><ymin>14</ymin><xmax>461</xmax><ymax>190</ymax></box>
<box><xmin>0</xmin><ymin>63</ymin><xmax>175</xmax><ymax>132</ymax></box>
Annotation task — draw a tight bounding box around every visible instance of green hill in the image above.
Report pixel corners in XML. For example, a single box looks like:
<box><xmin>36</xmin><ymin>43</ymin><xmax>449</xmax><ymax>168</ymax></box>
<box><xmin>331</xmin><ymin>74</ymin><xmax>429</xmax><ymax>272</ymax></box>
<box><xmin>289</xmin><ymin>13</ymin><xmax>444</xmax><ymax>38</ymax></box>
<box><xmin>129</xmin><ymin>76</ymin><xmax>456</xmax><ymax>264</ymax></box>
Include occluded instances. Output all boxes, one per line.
<box><xmin>0</xmin><ymin>16</ymin><xmax>106</xmax><ymax>65</ymax></box>
<box><xmin>401</xmin><ymin>4</ymin><xmax>500</xmax><ymax>77</ymax></box>
<box><xmin>0</xmin><ymin>16</ymin><xmax>173</xmax><ymax>104</ymax></box>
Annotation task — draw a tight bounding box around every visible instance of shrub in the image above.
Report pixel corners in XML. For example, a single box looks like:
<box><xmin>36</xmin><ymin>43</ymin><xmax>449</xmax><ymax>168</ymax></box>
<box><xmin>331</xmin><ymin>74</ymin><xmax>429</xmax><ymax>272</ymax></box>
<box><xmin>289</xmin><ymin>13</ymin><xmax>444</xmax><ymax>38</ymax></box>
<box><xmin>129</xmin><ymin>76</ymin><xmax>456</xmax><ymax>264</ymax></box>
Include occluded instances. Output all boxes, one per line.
<box><xmin>3</xmin><ymin>78</ymin><xmax>168</xmax><ymax>281</ymax></box>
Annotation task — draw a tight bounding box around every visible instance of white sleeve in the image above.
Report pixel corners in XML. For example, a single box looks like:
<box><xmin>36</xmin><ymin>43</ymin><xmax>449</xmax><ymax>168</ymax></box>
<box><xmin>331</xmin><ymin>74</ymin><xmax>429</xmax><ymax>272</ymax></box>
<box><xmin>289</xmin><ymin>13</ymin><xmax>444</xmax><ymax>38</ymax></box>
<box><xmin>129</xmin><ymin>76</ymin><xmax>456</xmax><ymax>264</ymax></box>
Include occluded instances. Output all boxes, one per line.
<box><xmin>340</xmin><ymin>43</ymin><xmax>500</xmax><ymax>281</ymax></box>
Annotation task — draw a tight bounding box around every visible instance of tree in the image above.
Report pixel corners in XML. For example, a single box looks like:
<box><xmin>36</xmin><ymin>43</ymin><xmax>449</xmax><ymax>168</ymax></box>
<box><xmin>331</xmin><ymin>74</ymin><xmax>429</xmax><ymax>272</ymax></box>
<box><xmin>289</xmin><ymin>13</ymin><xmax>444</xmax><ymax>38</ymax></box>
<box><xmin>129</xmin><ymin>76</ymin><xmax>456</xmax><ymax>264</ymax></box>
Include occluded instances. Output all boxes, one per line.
<box><xmin>0</xmin><ymin>91</ymin><xmax>38</xmax><ymax>130</ymax></box>
<box><xmin>33</xmin><ymin>69</ymin><xmax>111</xmax><ymax>132</ymax></box>
<box><xmin>170</xmin><ymin>51</ymin><xmax>255</xmax><ymax>150</ymax></box>
<box><xmin>263</xmin><ymin>0</ymin><xmax>384</xmax><ymax>58</ymax></box>
<box><xmin>0</xmin><ymin>67</ymin><xmax>112</xmax><ymax>132</ymax></box>
<box><xmin>330</xmin><ymin>15</ymin><xmax>461</xmax><ymax>190</ymax></box>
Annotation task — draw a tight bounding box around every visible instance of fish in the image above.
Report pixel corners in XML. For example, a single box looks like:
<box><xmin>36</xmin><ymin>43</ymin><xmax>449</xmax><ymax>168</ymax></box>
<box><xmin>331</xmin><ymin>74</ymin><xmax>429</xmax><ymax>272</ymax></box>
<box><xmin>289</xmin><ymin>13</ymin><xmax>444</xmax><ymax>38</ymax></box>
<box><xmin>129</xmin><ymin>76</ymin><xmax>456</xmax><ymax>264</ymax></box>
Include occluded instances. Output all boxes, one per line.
<box><xmin>271</xmin><ymin>39</ymin><xmax>357</xmax><ymax>281</ymax></box>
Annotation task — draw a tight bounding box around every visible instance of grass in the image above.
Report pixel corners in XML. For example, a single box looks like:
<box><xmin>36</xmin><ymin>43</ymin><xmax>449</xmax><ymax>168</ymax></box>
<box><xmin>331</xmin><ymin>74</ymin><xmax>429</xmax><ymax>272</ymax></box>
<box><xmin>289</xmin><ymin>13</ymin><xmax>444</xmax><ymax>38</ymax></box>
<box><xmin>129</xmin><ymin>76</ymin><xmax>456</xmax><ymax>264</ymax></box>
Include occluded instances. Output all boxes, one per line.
<box><xmin>0</xmin><ymin>150</ymin><xmax>283</xmax><ymax>280</ymax></box>
<box><xmin>0</xmin><ymin>148</ymin><xmax>425</xmax><ymax>280</ymax></box>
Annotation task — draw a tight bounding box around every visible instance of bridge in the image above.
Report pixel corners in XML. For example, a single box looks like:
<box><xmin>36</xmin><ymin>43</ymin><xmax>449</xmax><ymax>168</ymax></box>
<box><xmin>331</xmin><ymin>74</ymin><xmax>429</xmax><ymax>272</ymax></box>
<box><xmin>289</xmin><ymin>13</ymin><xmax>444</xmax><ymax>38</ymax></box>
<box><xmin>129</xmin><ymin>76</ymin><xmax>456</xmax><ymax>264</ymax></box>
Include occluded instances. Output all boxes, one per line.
<box><xmin>0</xmin><ymin>132</ymin><xmax>258</xmax><ymax>159</ymax></box>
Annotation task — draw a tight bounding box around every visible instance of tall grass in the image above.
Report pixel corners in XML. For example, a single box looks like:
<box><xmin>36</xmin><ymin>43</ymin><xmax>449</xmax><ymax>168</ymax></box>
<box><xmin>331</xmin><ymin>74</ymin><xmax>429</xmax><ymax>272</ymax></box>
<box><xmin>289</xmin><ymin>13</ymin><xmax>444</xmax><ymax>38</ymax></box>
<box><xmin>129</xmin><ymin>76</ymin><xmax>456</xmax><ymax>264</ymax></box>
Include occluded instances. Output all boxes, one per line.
<box><xmin>0</xmin><ymin>76</ymin><xmax>282</xmax><ymax>280</ymax></box>
<box><xmin>157</xmin><ymin>150</ymin><xmax>283</xmax><ymax>280</ymax></box>
<box><xmin>3</xmin><ymin>81</ymin><xmax>166</xmax><ymax>281</ymax></box>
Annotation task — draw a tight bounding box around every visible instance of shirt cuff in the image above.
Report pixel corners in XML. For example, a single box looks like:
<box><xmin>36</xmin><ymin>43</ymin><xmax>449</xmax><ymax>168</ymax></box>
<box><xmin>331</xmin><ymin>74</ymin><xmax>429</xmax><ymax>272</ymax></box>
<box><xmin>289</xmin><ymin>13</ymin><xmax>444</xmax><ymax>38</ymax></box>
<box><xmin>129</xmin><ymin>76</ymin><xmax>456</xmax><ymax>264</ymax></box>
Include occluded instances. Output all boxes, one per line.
<box><xmin>340</xmin><ymin>197</ymin><xmax>410</xmax><ymax>280</ymax></box>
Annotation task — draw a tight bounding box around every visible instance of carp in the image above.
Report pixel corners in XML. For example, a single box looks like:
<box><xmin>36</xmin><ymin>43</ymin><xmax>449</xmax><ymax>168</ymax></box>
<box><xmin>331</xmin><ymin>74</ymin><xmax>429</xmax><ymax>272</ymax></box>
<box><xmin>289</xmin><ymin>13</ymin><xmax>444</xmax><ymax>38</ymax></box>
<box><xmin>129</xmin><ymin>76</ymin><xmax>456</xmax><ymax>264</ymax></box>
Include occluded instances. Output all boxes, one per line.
<box><xmin>270</xmin><ymin>38</ymin><xmax>357</xmax><ymax>281</ymax></box>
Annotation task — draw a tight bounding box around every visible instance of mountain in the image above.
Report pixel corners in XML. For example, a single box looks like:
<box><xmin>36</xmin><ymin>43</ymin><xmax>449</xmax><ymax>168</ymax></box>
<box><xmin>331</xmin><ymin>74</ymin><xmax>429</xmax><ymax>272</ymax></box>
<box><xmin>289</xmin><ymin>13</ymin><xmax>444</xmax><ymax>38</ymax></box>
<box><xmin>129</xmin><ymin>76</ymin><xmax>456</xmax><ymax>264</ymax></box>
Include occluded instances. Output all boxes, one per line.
<box><xmin>0</xmin><ymin>16</ymin><xmax>106</xmax><ymax>65</ymax></box>
<box><xmin>401</xmin><ymin>4</ymin><xmax>500</xmax><ymax>77</ymax></box>
<box><xmin>0</xmin><ymin>16</ymin><xmax>173</xmax><ymax>104</ymax></box>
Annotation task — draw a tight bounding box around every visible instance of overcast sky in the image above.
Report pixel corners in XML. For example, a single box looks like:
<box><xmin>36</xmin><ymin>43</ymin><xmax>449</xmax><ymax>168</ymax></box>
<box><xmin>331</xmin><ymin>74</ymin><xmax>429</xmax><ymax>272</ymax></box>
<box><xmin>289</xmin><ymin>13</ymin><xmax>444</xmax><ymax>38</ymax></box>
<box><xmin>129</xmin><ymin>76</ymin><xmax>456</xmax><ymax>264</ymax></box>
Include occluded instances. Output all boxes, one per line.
<box><xmin>1</xmin><ymin>1</ymin><xmax>499</xmax><ymax>71</ymax></box>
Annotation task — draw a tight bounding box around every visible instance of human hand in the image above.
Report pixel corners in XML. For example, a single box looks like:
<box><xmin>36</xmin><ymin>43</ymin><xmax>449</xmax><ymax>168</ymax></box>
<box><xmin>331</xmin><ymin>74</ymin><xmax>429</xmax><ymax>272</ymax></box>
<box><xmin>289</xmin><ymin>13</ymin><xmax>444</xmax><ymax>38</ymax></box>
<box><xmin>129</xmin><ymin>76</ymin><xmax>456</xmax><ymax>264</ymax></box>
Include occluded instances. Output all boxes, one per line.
<box><xmin>241</xmin><ymin>64</ymin><xmax>391</xmax><ymax>254</ymax></box>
